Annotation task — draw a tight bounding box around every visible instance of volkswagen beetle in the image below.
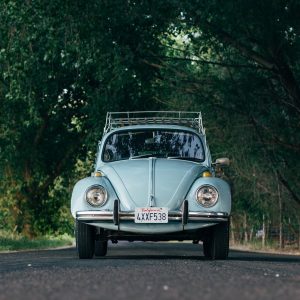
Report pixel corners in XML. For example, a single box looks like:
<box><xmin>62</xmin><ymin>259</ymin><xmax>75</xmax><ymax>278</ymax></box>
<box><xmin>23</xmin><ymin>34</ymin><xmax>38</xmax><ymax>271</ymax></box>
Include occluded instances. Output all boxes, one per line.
<box><xmin>71</xmin><ymin>111</ymin><xmax>231</xmax><ymax>259</ymax></box>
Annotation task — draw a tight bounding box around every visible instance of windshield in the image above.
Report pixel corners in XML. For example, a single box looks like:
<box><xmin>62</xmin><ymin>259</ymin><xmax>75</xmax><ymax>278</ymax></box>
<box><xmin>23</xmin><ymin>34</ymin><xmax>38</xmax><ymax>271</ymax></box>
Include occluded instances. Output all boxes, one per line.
<box><xmin>102</xmin><ymin>129</ymin><xmax>204</xmax><ymax>162</ymax></box>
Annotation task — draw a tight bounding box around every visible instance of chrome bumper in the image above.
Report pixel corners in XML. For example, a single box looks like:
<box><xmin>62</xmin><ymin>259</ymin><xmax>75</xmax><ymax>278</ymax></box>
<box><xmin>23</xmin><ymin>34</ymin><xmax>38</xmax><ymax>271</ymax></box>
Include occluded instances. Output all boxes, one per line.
<box><xmin>76</xmin><ymin>210</ymin><xmax>229</xmax><ymax>223</ymax></box>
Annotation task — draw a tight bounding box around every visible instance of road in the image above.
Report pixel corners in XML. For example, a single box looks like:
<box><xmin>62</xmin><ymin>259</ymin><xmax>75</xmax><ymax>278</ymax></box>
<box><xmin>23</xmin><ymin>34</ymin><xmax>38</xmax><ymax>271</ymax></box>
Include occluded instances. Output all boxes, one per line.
<box><xmin>0</xmin><ymin>242</ymin><xmax>299</xmax><ymax>300</ymax></box>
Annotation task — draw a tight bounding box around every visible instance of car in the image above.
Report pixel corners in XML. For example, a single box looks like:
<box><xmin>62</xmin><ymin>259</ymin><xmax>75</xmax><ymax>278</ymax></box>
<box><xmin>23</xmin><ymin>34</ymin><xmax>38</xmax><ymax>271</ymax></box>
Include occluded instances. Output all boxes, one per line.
<box><xmin>71</xmin><ymin>111</ymin><xmax>231</xmax><ymax>259</ymax></box>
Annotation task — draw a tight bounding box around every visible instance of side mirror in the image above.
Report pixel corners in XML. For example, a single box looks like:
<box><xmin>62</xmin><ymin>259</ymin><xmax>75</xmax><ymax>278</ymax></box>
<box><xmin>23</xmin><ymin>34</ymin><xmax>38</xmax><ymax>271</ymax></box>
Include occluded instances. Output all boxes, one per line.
<box><xmin>214</xmin><ymin>157</ymin><xmax>230</xmax><ymax>166</ymax></box>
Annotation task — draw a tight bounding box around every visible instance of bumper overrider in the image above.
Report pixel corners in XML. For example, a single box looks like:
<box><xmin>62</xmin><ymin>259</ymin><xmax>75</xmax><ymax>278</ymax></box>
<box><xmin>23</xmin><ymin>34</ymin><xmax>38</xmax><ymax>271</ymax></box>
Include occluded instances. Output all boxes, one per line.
<box><xmin>76</xmin><ymin>200</ymin><xmax>229</xmax><ymax>225</ymax></box>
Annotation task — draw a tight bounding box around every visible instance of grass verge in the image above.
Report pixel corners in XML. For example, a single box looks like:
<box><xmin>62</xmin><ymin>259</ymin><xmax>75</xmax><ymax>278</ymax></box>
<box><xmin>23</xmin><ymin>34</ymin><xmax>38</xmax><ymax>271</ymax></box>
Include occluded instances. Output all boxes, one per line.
<box><xmin>0</xmin><ymin>231</ymin><xmax>74</xmax><ymax>252</ymax></box>
<box><xmin>230</xmin><ymin>241</ymin><xmax>300</xmax><ymax>255</ymax></box>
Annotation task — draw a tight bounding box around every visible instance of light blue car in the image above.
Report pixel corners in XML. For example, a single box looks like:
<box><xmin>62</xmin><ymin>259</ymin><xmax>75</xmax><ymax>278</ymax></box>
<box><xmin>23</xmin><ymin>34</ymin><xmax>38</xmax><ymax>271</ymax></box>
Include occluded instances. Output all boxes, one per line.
<box><xmin>71</xmin><ymin>112</ymin><xmax>231</xmax><ymax>259</ymax></box>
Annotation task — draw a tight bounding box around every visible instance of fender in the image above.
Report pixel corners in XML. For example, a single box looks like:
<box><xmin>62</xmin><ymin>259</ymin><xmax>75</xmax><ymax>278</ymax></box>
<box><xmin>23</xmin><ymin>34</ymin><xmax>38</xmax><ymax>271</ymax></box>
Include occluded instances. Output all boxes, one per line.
<box><xmin>185</xmin><ymin>177</ymin><xmax>231</xmax><ymax>214</ymax></box>
<box><xmin>71</xmin><ymin>176</ymin><xmax>118</xmax><ymax>218</ymax></box>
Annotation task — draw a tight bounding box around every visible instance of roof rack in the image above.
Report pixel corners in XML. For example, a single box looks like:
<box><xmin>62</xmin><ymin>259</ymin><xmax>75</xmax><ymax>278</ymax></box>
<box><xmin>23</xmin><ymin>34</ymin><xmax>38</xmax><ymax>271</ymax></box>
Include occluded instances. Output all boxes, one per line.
<box><xmin>103</xmin><ymin>111</ymin><xmax>205</xmax><ymax>134</ymax></box>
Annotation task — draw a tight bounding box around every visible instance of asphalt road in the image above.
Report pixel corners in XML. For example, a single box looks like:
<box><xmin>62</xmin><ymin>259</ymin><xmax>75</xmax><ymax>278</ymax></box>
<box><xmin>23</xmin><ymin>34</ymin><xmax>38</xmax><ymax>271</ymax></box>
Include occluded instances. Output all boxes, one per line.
<box><xmin>0</xmin><ymin>242</ymin><xmax>299</xmax><ymax>300</ymax></box>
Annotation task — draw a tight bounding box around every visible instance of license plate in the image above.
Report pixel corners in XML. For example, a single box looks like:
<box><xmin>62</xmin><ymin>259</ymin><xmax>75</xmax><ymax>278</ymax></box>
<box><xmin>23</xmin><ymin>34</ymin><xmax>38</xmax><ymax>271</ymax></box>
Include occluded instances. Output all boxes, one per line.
<box><xmin>134</xmin><ymin>207</ymin><xmax>168</xmax><ymax>223</ymax></box>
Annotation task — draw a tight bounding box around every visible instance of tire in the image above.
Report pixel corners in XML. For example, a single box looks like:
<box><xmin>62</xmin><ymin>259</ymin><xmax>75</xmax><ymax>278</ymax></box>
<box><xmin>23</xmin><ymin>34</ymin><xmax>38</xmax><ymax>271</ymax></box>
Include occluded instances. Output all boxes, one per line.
<box><xmin>203</xmin><ymin>221</ymin><xmax>229</xmax><ymax>260</ymax></box>
<box><xmin>95</xmin><ymin>240</ymin><xmax>108</xmax><ymax>257</ymax></box>
<box><xmin>76</xmin><ymin>220</ymin><xmax>95</xmax><ymax>259</ymax></box>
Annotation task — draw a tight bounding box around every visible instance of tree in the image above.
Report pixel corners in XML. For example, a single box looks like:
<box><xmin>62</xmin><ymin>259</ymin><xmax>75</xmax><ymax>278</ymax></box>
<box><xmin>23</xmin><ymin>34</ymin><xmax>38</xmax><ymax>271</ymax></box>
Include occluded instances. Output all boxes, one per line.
<box><xmin>139</xmin><ymin>0</ymin><xmax>300</xmax><ymax>243</ymax></box>
<box><xmin>0</xmin><ymin>0</ymin><xmax>299</xmax><ymax>238</ymax></box>
<box><xmin>0</xmin><ymin>0</ymin><xmax>176</xmax><ymax>235</ymax></box>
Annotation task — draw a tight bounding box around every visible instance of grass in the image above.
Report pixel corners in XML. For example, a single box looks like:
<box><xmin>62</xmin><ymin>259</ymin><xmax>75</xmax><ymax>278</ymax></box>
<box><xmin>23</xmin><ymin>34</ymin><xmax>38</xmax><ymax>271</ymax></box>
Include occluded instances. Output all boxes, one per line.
<box><xmin>0</xmin><ymin>231</ymin><xmax>74</xmax><ymax>252</ymax></box>
<box><xmin>230</xmin><ymin>239</ymin><xmax>300</xmax><ymax>255</ymax></box>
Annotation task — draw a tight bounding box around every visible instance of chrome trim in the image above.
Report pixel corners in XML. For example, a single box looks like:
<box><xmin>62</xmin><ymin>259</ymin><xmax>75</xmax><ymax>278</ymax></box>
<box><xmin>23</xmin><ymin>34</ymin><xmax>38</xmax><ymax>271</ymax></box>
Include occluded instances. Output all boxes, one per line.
<box><xmin>85</xmin><ymin>185</ymin><xmax>108</xmax><ymax>207</ymax></box>
<box><xmin>195</xmin><ymin>185</ymin><xmax>219</xmax><ymax>208</ymax></box>
<box><xmin>76</xmin><ymin>210</ymin><xmax>229</xmax><ymax>222</ymax></box>
<box><xmin>148</xmin><ymin>158</ymin><xmax>156</xmax><ymax>207</ymax></box>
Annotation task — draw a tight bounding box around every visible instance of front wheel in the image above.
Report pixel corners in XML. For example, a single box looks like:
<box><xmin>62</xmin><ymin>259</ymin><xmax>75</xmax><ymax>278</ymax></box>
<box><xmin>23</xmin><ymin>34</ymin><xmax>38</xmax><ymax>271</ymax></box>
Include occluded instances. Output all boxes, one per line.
<box><xmin>203</xmin><ymin>221</ymin><xmax>229</xmax><ymax>260</ymax></box>
<box><xmin>76</xmin><ymin>220</ymin><xmax>95</xmax><ymax>259</ymax></box>
<box><xmin>95</xmin><ymin>240</ymin><xmax>108</xmax><ymax>257</ymax></box>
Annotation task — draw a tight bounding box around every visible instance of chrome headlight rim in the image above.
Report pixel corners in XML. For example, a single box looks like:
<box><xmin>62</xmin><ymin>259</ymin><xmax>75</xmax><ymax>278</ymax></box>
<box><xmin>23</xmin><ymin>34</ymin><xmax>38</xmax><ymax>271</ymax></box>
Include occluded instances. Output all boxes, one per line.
<box><xmin>85</xmin><ymin>185</ymin><xmax>108</xmax><ymax>207</ymax></box>
<box><xmin>195</xmin><ymin>184</ymin><xmax>219</xmax><ymax>208</ymax></box>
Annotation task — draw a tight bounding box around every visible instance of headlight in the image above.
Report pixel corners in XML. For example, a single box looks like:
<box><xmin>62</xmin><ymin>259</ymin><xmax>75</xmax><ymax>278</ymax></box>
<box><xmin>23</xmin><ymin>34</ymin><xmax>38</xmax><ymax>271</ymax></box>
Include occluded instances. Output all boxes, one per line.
<box><xmin>196</xmin><ymin>185</ymin><xmax>218</xmax><ymax>207</ymax></box>
<box><xmin>85</xmin><ymin>185</ymin><xmax>107</xmax><ymax>207</ymax></box>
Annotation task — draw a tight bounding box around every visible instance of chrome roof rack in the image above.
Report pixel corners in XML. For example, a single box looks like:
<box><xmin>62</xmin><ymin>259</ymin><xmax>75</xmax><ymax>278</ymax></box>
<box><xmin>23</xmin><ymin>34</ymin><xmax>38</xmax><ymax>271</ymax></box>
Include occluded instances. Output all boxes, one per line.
<box><xmin>103</xmin><ymin>111</ymin><xmax>205</xmax><ymax>134</ymax></box>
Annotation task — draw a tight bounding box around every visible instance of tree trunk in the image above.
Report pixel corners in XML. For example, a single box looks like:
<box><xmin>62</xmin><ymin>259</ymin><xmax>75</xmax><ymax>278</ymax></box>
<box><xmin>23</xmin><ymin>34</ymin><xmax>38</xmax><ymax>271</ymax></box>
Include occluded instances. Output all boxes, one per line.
<box><xmin>231</xmin><ymin>218</ymin><xmax>235</xmax><ymax>244</ymax></box>
<box><xmin>278</xmin><ymin>177</ymin><xmax>283</xmax><ymax>249</ymax></box>
<box><xmin>243</xmin><ymin>213</ymin><xmax>248</xmax><ymax>244</ymax></box>
<box><xmin>262</xmin><ymin>214</ymin><xmax>266</xmax><ymax>248</ymax></box>
<box><xmin>275</xmin><ymin>55</ymin><xmax>300</xmax><ymax>109</ymax></box>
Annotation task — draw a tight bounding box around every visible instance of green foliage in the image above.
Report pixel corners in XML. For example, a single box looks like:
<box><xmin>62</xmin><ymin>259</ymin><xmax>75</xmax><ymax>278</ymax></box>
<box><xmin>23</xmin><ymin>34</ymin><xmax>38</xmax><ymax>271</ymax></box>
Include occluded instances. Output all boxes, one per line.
<box><xmin>0</xmin><ymin>0</ymin><xmax>174</xmax><ymax>235</ymax></box>
<box><xmin>148</xmin><ymin>0</ymin><xmax>300</xmax><ymax>232</ymax></box>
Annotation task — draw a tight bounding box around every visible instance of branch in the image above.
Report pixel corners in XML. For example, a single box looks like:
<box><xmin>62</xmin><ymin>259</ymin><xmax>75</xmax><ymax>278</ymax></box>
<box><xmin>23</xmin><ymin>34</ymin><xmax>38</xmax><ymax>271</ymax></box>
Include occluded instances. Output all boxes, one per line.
<box><xmin>250</xmin><ymin>117</ymin><xmax>300</xmax><ymax>206</ymax></box>
<box><xmin>34</xmin><ymin>114</ymin><xmax>50</xmax><ymax>146</ymax></box>
<box><xmin>276</xmin><ymin>172</ymin><xmax>300</xmax><ymax>206</ymax></box>
<box><xmin>251</xmin><ymin>117</ymin><xmax>300</xmax><ymax>151</ymax></box>
<box><xmin>225</xmin><ymin>62</ymin><xmax>300</xmax><ymax>205</ymax></box>
<box><xmin>273</xmin><ymin>54</ymin><xmax>300</xmax><ymax>107</ymax></box>
<box><xmin>140</xmin><ymin>58</ymin><xmax>164</xmax><ymax>69</ymax></box>
<box><xmin>204</xmin><ymin>21</ymin><xmax>300</xmax><ymax>106</ymax></box>
<box><xmin>142</xmin><ymin>54</ymin><xmax>270</xmax><ymax>70</ymax></box>
<box><xmin>204</xmin><ymin>21</ymin><xmax>277</xmax><ymax>71</ymax></box>
<box><xmin>36</xmin><ymin>133</ymin><xmax>86</xmax><ymax>196</ymax></box>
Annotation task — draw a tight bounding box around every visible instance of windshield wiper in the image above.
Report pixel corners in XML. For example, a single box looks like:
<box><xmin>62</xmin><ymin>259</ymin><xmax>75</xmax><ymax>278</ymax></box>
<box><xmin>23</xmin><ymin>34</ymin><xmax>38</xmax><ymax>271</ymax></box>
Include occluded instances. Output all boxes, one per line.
<box><xmin>167</xmin><ymin>156</ymin><xmax>201</xmax><ymax>162</ymax></box>
<box><xmin>130</xmin><ymin>154</ymin><xmax>156</xmax><ymax>159</ymax></box>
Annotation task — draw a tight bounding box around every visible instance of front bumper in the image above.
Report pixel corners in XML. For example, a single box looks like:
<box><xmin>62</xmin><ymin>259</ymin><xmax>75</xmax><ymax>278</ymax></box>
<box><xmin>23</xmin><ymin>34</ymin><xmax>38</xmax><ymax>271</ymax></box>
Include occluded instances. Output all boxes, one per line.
<box><xmin>76</xmin><ymin>200</ymin><xmax>229</xmax><ymax>235</ymax></box>
<box><xmin>76</xmin><ymin>210</ymin><xmax>229</xmax><ymax>223</ymax></box>
<box><xmin>76</xmin><ymin>196</ymin><xmax>231</xmax><ymax>236</ymax></box>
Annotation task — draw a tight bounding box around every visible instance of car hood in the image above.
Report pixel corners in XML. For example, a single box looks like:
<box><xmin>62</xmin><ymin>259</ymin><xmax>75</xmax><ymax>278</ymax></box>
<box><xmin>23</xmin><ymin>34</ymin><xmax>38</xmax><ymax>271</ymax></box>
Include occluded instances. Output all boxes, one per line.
<box><xmin>100</xmin><ymin>158</ymin><xmax>207</xmax><ymax>210</ymax></box>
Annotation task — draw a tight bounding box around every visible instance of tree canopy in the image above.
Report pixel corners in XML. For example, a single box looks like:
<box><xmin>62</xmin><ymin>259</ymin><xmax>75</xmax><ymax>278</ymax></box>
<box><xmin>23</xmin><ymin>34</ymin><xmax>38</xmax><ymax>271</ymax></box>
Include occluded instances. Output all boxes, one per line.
<box><xmin>0</xmin><ymin>0</ymin><xmax>299</xmax><ymax>236</ymax></box>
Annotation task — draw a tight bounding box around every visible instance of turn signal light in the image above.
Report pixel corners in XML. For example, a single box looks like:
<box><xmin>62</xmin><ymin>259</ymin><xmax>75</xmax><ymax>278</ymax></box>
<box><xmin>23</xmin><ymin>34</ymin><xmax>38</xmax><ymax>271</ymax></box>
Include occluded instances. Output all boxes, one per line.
<box><xmin>202</xmin><ymin>171</ymin><xmax>212</xmax><ymax>177</ymax></box>
<box><xmin>94</xmin><ymin>171</ymin><xmax>103</xmax><ymax>177</ymax></box>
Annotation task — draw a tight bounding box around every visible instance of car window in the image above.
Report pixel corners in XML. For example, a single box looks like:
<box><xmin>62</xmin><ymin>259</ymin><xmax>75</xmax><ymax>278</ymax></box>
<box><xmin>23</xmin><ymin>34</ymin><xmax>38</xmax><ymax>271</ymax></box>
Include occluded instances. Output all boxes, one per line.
<box><xmin>102</xmin><ymin>130</ymin><xmax>204</xmax><ymax>162</ymax></box>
